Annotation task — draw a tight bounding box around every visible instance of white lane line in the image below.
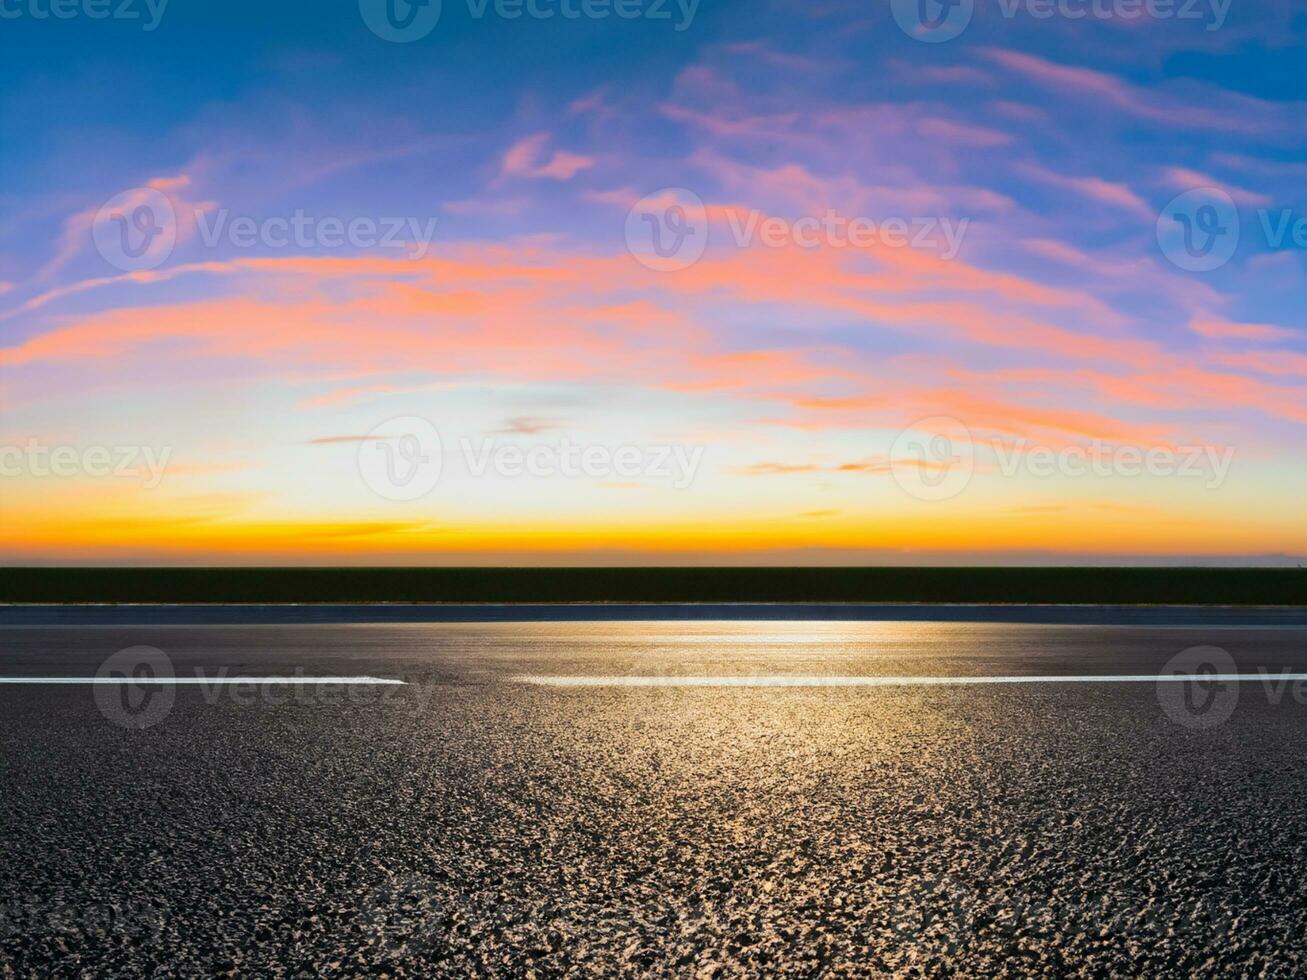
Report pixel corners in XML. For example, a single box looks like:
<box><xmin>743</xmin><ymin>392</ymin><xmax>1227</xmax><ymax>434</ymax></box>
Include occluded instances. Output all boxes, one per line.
<box><xmin>515</xmin><ymin>674</ymin><xmax>1307</xmax><ymax>687</ymax></box>
<box><xmin>0</xmin><ymin>676</ymin><xmax>406</xmax><ymax>685</ymax></box>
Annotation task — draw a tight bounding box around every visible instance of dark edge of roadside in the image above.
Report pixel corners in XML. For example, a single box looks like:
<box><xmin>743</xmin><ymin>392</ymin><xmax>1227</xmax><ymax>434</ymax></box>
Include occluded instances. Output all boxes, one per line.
<box><xmin>4</xmin><ymin>601</ymin><xmax>1307</xmax><ymax>628</ymax></box>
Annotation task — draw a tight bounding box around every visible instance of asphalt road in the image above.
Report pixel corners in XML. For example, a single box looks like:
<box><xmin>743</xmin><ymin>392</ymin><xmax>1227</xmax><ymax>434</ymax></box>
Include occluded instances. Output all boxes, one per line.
<box><xmin>3</xmin><ymin>620</ymin><xmax>1307</xmax><ymax>976</ymax></box>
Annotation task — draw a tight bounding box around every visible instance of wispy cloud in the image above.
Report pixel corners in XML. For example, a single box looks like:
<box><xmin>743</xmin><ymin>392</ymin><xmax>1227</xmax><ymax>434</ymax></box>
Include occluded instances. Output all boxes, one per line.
<box><xmin>499</xmin><ymin>133</ymin><xmax>595</xmax><ymax>182</ymax></box>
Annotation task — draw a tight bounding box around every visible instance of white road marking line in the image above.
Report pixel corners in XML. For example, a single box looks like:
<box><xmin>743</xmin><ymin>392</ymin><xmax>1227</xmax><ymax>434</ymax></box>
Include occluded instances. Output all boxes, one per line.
<box><xmin>515</xmin><ymin>674</ymin><xmax>1307</xmax><ymax>687</ymax></box>
<box><xmin>0</xmin><ymin>676</ymin><xmax>406</xmax><ymax>685</ymax></box>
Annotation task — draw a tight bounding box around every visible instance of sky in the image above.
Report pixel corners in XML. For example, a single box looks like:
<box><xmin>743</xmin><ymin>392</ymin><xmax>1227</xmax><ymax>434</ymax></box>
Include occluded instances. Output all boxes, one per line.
<box><xmin>0</xmin><ymin>0</ymin><xmax>1304</xmax><ymax>565</ymax></box>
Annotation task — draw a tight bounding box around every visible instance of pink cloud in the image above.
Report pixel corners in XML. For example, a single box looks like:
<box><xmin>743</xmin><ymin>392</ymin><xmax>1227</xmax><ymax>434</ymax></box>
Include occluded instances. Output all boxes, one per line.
<box><xmin>981</xmin><ymin>49</ymin><xmax>1280</xmax><ymax>135</ymax></box>
<box><xmin>1018</xmin><ymin>163</ymin><xmax>1153</xmax><ymax>219</ymax></box>
<box><xmin>1160</xmin><ymin>167</ymin><xmax>1272</xmax><ymax>207</ymax></box>
<box><xmin>1214</xmin><ymin>350</ymin><xmax>1307</xmax><ymax>377</ymax></box>
<box><xmin>8</xmin><ymin>235</ymin><xmax>1306</xmax><ymax>454</ymax></box>
<box><xmin>658</xmin><ymin>102</ymin><xmax>802</xmax><ymax>141</ymax></box>
<box><xmin>568</xmin><ymin>87</ymin><xmax>610</xmax><ymax>115</ymax></box>
<box><xmin>443</xmin><ymin>196</ymin><xmax>531</xmax><ymax>217</ymax></box>
<box><xmin>719</xmin><ymin>41</ymin><xmax>831</xmax><ymax>74</ymax></box>
<box><xmin>988</xmin><ymin>100</ymin><xmax>1047</xmax><ymax>124</ymax></box>
<box><xmin>908</xmin><ymin>64</ymin><xmax>993</xmax><ymax>86</ymax></box>
<box><xmin>915</xmin><ymin>118</ymin><xmax>1012</xmax><ymax>148</ymax></box>
<box><xmin>297</xmin><ymin>381</ymin><xmax>458</xmax><ymax>410</ymax></box>
<box><xmin>35</xmin><ymin>173</ymin><xmax>217</xmax><ymax>283</ymax></box>
<box><xmin>499</xmin><ymin>133</ymin><xmax>595</xmax><ymax>182</ymax></box>
<box><xmin>1190</xmin><ymin>317</ymin><xmax>1298</xmax><ymax>343</ymax></box>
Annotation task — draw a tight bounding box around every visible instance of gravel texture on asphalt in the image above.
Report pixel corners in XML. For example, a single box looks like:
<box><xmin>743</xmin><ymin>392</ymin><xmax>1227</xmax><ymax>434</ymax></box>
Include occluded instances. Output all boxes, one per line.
<box><xmin>3</xmin><ymin>621</ymin><xmax>1307</xmax><ymax>976</ymax></box>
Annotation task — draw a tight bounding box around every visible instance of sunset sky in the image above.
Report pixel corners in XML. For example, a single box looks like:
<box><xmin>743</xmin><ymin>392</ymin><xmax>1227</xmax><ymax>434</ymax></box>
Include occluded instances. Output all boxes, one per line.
<box><xmin>1</xmin><ymin>0</ymin><xmax>1304</xmax><ymax>564</ymax></box>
